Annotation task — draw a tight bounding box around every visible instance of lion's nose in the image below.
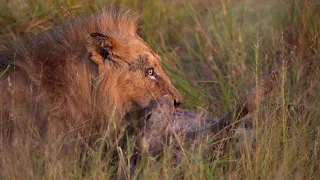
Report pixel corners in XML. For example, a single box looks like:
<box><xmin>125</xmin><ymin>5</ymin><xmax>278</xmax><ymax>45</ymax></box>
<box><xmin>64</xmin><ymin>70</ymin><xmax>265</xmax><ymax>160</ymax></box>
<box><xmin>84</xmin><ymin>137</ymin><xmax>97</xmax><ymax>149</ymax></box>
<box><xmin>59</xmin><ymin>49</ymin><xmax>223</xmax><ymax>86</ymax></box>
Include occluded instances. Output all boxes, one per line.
<box><xmin>174</xmin><ymin>99</ymin><xmax>182</xmax><ymax>108</ymax></box>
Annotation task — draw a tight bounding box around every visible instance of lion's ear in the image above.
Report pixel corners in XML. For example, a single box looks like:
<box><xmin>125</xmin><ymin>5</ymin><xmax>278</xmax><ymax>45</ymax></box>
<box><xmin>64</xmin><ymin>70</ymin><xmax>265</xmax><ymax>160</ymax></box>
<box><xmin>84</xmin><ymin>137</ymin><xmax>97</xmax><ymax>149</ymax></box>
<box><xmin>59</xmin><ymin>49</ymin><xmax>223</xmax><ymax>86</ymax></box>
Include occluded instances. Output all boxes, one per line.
<box><xmin>86</xmin><ymin>32</ymin><xmax>118</xmax><ymax>62</ymax></box>
<box><xmin>86</xmin><ymin>32</ymin><xmax>118</xmax><ymax>74</ymax></box>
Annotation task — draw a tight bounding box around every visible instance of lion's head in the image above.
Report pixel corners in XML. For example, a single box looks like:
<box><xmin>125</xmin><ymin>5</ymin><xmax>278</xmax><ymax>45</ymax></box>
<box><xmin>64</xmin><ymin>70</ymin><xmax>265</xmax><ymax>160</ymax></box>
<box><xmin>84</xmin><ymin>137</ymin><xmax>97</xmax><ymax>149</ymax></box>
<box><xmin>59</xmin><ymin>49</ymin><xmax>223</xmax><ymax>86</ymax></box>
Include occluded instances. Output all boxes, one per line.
<box><xmin>0</xmin><ymin>9</ymin><xmax>182</xmax><ymax>142</ymax></box>
<box><xmin>85</xmin><ymin>31</ymin><xmax>182</xmax><ymax>114</ymax></box>
<box><xmin>0</xmin><ymin>8</ymin><xmax>183</xmax><ymax>169</ymax></box>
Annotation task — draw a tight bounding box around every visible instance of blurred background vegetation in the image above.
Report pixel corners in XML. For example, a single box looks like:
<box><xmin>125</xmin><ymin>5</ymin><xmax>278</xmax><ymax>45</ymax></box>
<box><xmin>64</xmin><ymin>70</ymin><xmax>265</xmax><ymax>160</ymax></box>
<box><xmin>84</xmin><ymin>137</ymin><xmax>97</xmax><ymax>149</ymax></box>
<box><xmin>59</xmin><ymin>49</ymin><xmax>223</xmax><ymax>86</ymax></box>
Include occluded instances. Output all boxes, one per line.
<box><xmin>0</xmin><ymin>0</ymin><xmax>319</xmax><ymax>179</ymax></box>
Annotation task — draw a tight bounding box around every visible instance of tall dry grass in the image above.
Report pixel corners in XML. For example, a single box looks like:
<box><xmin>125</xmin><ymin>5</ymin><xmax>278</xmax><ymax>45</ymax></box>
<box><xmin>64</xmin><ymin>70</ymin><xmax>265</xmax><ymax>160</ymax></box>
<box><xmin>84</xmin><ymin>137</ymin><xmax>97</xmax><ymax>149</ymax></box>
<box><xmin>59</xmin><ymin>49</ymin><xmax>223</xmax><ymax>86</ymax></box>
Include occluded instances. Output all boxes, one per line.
<box><xmin>0</xmin><ymin>0</ymin><xmax>319</xmax><ymax>179</ymax></box>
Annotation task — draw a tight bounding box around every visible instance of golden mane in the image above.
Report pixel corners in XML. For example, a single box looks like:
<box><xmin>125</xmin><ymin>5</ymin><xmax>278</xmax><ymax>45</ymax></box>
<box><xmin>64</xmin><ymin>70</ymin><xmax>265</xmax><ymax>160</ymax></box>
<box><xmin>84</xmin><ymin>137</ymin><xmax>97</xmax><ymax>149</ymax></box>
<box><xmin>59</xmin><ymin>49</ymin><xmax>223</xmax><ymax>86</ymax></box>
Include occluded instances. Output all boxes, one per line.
<box><xmin>0</xmin><ymin>9</ymin><xmax>141</xmax><ymax>137</ymax></box>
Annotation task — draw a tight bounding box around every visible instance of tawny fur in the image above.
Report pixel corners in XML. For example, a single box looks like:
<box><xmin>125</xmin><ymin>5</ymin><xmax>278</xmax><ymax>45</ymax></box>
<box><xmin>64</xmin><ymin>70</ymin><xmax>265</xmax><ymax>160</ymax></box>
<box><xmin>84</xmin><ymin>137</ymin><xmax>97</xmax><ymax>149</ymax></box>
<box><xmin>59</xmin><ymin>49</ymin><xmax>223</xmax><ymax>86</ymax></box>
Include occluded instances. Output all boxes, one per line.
<box><xmin>0</xmin><ymin>9</ymin><xmax>182</xmax><ymax>158</ymax></box>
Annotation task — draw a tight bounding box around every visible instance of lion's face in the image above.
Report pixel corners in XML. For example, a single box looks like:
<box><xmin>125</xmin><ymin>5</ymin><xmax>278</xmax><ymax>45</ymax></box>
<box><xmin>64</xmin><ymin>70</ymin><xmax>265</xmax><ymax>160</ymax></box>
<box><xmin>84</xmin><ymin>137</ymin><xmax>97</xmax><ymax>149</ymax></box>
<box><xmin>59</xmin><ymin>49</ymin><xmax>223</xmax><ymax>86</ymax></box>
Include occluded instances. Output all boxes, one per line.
<box><xmin>86</xmin><ymin>32</ymin><xmax>182</xmax><ymax>112</ymax></box>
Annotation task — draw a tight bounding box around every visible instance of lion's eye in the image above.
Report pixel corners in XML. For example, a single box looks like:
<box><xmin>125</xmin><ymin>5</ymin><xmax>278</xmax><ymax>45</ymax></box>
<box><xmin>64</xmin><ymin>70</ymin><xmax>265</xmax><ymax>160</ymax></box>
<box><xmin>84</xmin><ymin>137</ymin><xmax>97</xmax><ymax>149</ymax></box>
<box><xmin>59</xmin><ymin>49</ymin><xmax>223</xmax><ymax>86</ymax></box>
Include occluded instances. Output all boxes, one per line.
<box><xmin>145</xmin><ymin>67</ymin><xmax>155</xmax><ymax>77</ymax></box>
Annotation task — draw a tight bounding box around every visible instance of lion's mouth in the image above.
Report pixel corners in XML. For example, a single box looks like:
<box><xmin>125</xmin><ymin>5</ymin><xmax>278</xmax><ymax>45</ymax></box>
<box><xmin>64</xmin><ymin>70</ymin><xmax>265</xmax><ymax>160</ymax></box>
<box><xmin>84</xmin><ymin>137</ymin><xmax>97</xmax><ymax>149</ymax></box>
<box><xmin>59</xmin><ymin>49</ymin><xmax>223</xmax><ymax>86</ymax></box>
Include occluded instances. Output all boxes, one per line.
<box><xmin>173</xmin><ymin>107</ymin><xmax>182</xmax><ymax>113</ymax></box>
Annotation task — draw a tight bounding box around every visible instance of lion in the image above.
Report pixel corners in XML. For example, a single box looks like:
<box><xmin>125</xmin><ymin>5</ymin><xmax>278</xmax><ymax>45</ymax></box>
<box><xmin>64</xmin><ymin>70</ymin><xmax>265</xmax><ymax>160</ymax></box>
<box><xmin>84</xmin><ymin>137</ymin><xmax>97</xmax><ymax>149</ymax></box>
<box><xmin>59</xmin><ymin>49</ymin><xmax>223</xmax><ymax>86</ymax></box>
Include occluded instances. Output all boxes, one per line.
<box><xmin>0</xmin><ymin>9</ymin><xmax>182</xmax><ymax>162</ymax></box>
